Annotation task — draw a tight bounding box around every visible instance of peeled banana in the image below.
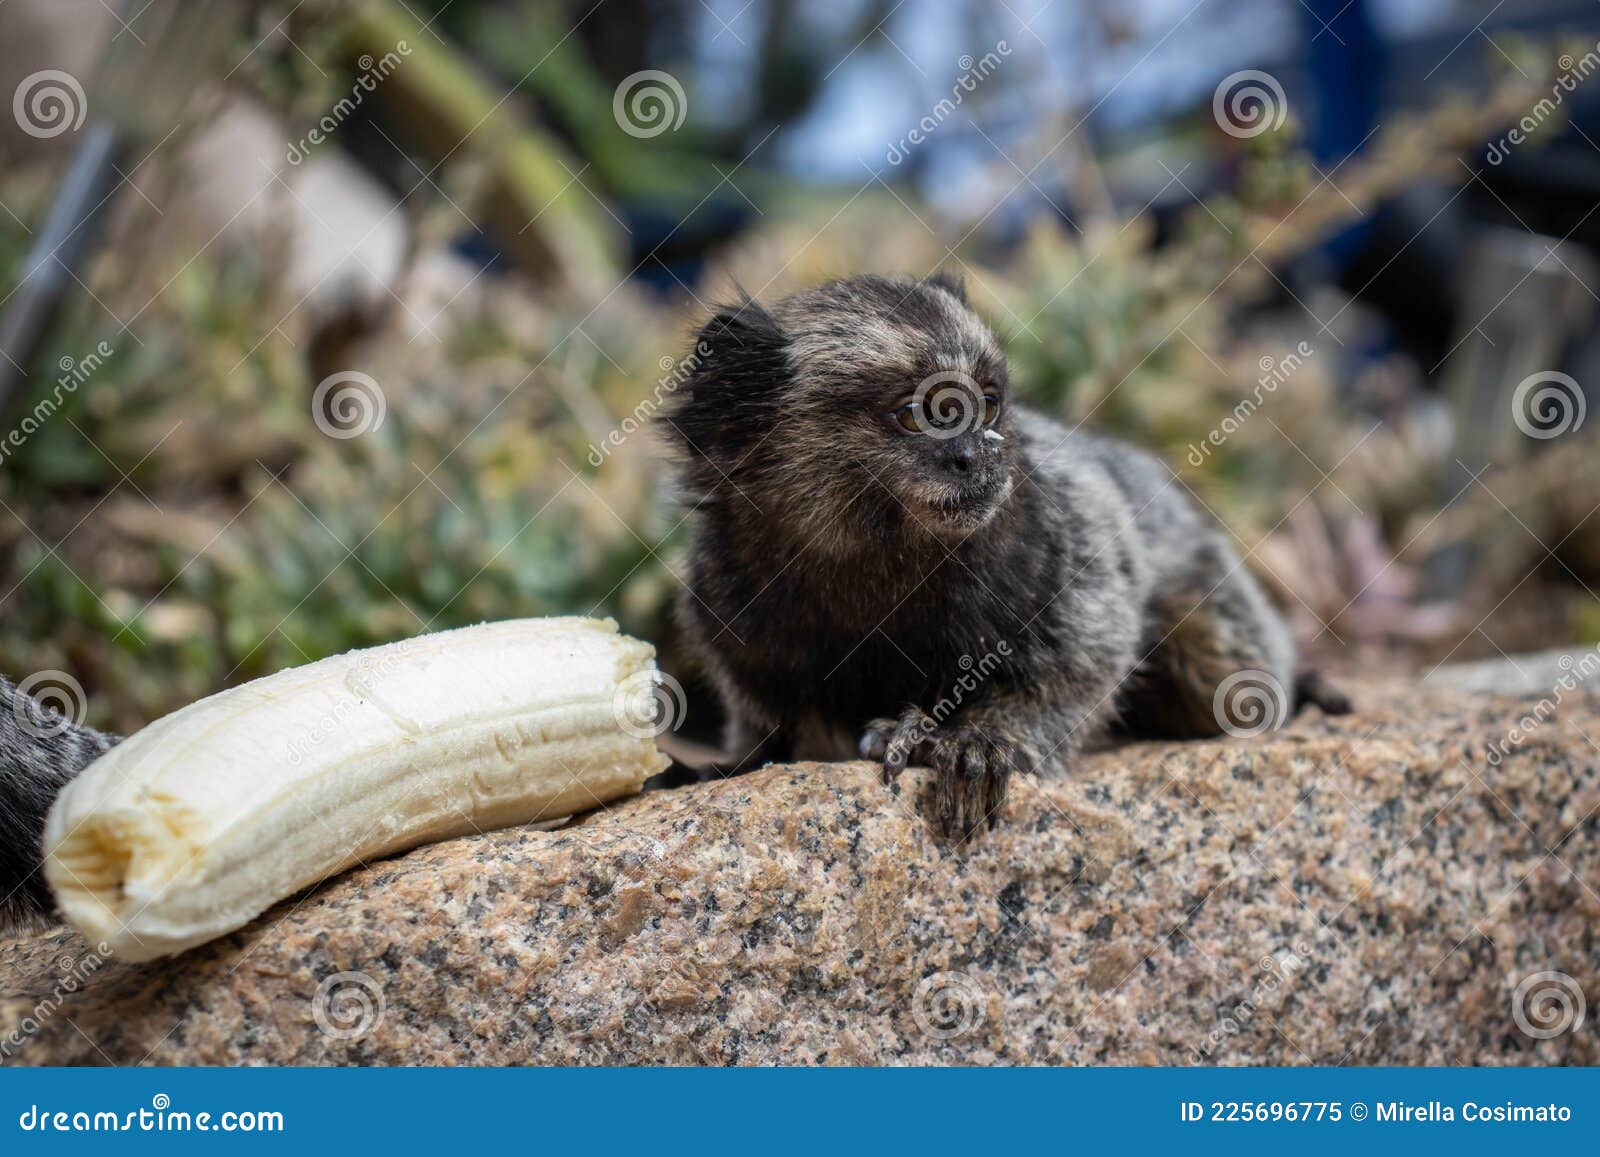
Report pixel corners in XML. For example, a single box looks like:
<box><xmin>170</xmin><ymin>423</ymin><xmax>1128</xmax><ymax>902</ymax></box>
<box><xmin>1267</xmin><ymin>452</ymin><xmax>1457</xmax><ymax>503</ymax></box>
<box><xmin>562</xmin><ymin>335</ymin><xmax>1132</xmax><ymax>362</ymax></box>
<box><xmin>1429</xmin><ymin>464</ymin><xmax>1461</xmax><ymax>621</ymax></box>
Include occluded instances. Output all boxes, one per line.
<box><xmin>44</xmin><ymin>617</ymin><xmax>669</xmax><ymax>961</ymax></box>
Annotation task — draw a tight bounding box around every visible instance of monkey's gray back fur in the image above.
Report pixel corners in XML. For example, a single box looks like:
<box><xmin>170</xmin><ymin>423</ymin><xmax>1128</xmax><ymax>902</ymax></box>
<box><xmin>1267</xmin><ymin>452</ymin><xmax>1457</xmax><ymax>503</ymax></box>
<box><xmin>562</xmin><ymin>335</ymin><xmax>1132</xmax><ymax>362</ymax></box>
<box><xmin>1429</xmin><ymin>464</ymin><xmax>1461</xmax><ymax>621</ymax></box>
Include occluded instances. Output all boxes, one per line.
<box><xmin>1022</xmin><ymin>414</ymin><xmax>1298</xmax><ymax>736</ymax></box>
<box><xmin>0</xmin><ymin>677</ymin><xmax>119</xmax><ymax>926</ymax></box>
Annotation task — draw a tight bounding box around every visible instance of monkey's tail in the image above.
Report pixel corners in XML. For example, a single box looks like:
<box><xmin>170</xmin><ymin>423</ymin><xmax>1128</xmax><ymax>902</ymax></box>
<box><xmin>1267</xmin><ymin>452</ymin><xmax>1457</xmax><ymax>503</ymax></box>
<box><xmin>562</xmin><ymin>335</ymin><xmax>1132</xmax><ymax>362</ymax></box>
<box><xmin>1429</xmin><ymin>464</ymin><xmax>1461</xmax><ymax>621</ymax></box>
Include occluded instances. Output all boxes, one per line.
<box><xmin>1294</xmin><ymin>670</ymin><xmax>1353</xmax><ymax>717</ymax></box>
<box><xmin>0</xmin><ymin>676</ymin><xmax>120</xmax><ymax>929</ymax></box>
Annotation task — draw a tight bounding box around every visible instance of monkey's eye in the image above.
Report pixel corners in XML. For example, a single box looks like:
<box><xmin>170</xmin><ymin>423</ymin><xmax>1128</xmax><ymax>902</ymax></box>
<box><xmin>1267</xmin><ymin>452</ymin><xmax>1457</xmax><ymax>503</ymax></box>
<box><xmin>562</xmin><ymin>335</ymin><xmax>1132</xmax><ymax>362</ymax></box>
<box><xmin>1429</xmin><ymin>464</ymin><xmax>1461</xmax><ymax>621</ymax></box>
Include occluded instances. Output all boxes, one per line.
<box><xmin>893</xmin><ymin>402</ymin><xmax>924</xmax><ymax>433</ymax></box>
<box><xmin>981</xmin><ymin>393</ymin><xmax>1001</xmax><ymax>426</ymax></box>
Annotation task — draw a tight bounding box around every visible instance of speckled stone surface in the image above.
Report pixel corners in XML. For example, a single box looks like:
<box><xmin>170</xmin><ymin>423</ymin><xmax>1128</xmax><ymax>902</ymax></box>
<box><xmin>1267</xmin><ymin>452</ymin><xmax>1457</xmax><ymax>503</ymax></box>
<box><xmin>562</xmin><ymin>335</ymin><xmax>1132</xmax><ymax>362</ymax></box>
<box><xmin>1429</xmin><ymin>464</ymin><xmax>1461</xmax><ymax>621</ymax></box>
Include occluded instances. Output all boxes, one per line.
<box><xmin>3</xmin><ymin>678</ymin><xmax>1596</xmax><ymax>1065</ymax></box>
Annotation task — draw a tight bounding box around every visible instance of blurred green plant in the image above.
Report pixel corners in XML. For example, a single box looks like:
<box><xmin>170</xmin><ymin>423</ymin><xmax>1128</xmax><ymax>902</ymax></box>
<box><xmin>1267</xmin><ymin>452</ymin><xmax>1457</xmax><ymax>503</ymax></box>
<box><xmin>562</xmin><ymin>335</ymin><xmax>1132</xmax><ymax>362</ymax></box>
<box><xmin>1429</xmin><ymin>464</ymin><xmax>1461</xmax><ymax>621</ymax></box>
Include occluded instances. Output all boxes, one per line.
<box><xmin>0</xmin><ymin>185</ymin><xmax>673</xmax><ymax>730</ymax></box>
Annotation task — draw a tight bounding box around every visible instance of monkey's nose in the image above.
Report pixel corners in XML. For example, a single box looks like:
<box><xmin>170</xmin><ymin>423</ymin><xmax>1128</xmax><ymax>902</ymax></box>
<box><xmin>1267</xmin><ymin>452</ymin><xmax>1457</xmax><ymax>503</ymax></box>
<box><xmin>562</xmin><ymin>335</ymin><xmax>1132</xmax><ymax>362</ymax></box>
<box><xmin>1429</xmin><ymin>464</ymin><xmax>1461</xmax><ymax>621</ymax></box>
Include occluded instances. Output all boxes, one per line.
<box><xmin>946</xmin><ymin>442</ymin><xmax>977</xmax><ymax>473</ymax></box>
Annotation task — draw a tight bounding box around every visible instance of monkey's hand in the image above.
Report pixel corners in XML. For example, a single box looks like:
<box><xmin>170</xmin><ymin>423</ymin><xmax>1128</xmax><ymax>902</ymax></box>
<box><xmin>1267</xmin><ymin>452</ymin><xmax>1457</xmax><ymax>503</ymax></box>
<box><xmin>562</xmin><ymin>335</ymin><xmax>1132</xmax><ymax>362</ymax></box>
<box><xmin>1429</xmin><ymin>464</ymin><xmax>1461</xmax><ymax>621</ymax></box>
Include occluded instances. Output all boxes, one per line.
<box><xmin>859</xmin><ymin>707</ymin><xmax>1031</xmax><ymax>840</ymax></box>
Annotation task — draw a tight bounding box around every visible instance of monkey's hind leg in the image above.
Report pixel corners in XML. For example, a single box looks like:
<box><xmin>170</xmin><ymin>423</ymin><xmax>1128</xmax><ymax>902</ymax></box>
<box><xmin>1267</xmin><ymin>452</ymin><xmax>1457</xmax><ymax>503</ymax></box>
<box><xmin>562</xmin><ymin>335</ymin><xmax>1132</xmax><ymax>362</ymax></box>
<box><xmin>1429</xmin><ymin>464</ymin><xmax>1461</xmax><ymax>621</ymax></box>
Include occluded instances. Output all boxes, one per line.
<box><xmin>1116</xmin><ymin>539</ymin><xmax>1303</xmax><ymax>740</ymax></box>
<box><xmin>1293</xmin><ymin>669</ymin><xmax>1352</xmax><ymax>716</ymax></box>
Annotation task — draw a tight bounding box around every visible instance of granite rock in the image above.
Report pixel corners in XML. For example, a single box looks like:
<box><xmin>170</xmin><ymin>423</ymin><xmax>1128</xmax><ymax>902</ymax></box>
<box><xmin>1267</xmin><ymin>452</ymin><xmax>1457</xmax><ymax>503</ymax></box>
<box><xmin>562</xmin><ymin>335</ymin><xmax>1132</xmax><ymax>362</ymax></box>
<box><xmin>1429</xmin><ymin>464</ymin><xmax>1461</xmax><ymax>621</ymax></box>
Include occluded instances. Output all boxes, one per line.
<box><xmin>2</xmin><ymin>678</ymin><xmax>1597</xmax><ymax>1065</ymax></box>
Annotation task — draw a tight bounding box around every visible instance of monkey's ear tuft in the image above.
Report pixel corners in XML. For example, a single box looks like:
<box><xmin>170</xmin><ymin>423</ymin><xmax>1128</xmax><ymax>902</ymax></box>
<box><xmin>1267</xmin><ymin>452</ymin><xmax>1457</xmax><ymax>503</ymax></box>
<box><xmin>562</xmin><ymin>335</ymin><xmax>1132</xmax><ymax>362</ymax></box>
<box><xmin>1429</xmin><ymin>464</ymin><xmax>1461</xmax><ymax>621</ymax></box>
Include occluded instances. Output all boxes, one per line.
<box><xmin>663</xmin><ymin>298</ymin><xmax>790</xmax><ymax>458</ymax></box>
<box><xmin>693</xmin><ymin>299</ymin><xmax>785</xmax><ymax>366</ymax></box>
<box><xmin>924</xmin><ymin>270</ymin><xmax>968</xmax><ymax>304</ymax></box>
<box><xmin>686</xmin><ymin>299</ymin><xmax>788</xmax><ymax>400</ymax></box>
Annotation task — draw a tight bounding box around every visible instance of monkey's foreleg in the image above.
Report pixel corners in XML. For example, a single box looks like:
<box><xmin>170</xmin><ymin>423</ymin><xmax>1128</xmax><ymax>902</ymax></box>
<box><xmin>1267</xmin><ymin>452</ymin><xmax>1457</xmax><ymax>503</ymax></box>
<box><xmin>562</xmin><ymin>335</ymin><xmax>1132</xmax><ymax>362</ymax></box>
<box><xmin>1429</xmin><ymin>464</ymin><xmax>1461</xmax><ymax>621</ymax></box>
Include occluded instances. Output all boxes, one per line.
<box><xmin>861</xmin><ymin>677</ymin><xmax>1093</xmax><ymax>841</ymax></box>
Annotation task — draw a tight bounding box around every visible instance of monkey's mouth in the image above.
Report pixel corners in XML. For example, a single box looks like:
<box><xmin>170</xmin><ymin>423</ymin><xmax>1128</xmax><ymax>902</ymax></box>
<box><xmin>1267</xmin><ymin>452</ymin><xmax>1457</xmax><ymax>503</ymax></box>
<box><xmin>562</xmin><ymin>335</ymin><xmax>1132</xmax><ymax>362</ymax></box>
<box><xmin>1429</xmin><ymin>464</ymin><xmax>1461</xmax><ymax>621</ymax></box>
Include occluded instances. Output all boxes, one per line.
<box><xmin>923</xmin><ymin>492</ymin><xmax>981</xmax><ymax>519</ymax></box>
<box><xmin>910</xmin><ymin>476</ymin><xmax>1012</xmax><ymax>532</ymax></box>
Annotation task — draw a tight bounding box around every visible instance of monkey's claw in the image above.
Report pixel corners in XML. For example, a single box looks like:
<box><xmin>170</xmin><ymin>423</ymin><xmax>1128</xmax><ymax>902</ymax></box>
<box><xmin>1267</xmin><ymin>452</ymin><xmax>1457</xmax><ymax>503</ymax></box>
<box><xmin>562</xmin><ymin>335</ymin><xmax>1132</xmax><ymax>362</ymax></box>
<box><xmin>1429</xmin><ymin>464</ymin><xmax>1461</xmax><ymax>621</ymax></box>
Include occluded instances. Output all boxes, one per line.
<box><xmin>928</xmin><ymin>725</ymin><xmax>1024</xmax><ymax>841</ymax></box>
<box><xmin>860</xmin><ymin>711</ymin><xmax>1028</xmax><ymax>841</ymax></box>
<box><xmin>859</xmin><ymin>707</ymin><xmax>935</xmax><ymax>784</ymax></box>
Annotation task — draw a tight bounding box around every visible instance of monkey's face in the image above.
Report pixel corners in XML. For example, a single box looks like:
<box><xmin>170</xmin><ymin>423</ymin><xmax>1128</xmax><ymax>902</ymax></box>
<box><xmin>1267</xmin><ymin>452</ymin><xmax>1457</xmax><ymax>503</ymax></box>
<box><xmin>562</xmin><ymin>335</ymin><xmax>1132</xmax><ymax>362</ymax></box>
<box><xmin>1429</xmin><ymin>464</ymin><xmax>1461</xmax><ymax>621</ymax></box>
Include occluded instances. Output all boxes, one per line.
<box><xmin>871</xmin><ymin>359</ymin><xmax>1015</xmax><ymax>539</ymax></box>
<box><xmin>779</xmin><ymin>277</ymin><xmax>1017</xmax><ymax>542</ymax></box>
<box><xmin>668</xmin><ymin>275</ymin><xmax>1019</xmax><ymax>549</ymax></box>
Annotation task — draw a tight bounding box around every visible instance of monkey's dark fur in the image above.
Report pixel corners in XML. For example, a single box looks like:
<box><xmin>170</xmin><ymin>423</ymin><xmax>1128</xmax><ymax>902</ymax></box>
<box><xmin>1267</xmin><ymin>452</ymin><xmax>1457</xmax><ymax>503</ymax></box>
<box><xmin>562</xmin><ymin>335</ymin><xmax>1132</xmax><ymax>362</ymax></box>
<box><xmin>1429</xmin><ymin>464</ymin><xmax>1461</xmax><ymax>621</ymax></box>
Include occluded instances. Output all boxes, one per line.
<box><xmin>0</xmin><ymin>677</ymin><xmax>119</xmax><ymax>926</ymax></box>
<box><xmin>665</xmin><ymin>273</ymin><xmax>1348</xmax><ymax>838</ymax></box>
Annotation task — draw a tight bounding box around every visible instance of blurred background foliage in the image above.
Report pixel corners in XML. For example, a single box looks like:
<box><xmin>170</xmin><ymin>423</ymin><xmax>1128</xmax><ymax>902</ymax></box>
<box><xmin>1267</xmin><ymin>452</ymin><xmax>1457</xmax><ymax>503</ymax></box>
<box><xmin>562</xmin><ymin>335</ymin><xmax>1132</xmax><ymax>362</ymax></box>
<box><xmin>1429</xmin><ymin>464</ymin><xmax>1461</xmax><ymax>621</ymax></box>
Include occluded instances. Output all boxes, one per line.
<box><xmin>1</xmin><ymin>0</ymin><xmax>1599</xmax><ymax>733</ymax></box>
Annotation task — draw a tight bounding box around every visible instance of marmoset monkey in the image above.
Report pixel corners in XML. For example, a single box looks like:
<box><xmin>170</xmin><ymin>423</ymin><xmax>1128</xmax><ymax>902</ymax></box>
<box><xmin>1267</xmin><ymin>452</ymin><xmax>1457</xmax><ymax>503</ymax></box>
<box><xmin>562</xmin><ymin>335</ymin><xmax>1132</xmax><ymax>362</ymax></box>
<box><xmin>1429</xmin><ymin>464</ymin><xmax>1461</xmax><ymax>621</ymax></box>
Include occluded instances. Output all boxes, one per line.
<box><xmin>664</xmin><ymin>273</ymin><xmax>1348</xmax><ymax>838</ymax></box>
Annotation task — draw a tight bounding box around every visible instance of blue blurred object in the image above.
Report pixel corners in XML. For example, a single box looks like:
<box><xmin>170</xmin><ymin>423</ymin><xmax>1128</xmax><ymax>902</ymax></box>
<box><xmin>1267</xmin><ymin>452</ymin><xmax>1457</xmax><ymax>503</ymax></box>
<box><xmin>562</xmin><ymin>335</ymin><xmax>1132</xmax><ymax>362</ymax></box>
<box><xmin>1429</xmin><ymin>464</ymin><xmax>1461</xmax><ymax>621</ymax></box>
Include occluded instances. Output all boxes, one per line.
<box><xmin>1306</xmin><ymin>0</ymin><xmax>1382</xmax><ymax>264</ymax></box>
<box><xmin>625</xmin><ymin>200</ymin><xmax>755</xmax><ymax>296</ymax></box>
